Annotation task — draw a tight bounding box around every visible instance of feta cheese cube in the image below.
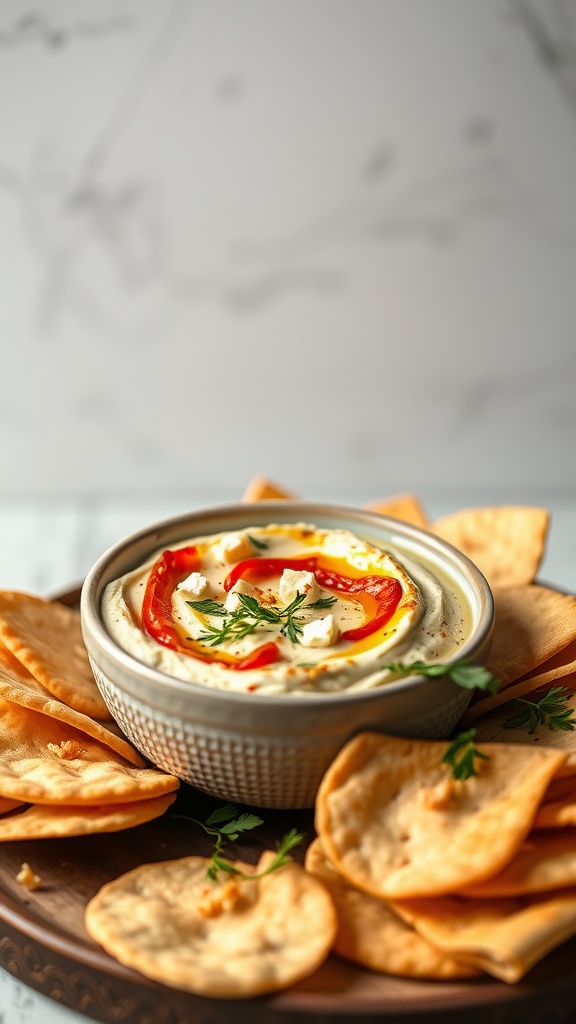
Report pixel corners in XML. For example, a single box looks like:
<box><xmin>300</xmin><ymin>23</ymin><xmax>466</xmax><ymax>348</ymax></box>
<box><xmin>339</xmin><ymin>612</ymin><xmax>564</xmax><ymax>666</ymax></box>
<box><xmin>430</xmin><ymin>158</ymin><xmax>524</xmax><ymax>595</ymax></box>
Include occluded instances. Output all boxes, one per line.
<box><xmin>212</xmin><ymin>532</ymin><xmax>254</xmax><ymax>564</ymax></box>
<box><xmin>225</xmin><ymin>578</ymin><xmax>258</xmax><ymax>612</ymax></box>
<box><xmin>299</xmin><ymin>614</ymin><xmax>339</xmax><ymax>647</ymax></box>
<box><xmin>176</xmin><ymin>572</ymin><xmax>209</xmax><ymax>598</ymax></box>
<box><xmin>279</xmin><ymin>569</ymin><xmax>320</xmax><ymax>606</ymax></box>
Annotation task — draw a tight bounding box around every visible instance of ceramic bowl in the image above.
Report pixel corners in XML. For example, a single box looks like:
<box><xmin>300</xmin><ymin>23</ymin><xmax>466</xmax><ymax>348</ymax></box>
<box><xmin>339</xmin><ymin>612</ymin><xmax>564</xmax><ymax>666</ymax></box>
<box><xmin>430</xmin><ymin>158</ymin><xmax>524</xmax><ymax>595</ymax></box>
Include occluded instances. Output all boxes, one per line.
<box><xmin>80</xmin><ymin>502</ymin><xmax>494</xmax><ymax>809</ymax></box>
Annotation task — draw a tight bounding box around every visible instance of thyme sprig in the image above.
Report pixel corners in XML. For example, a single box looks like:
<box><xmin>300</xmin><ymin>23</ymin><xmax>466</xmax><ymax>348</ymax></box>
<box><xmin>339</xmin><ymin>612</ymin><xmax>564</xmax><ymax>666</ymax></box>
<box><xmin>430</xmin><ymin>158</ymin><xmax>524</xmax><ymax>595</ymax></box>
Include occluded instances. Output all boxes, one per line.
<box><xmin>176</xmin><ymin>803</ymin><xmax>303</xmax><ymax>882</ymax></box>
<box><xmin>383</xmin><ymin>658</ymin><xmax>500</xmax><ymax>694</ymax></box>
<box><xmin>503</xmin><ymin>686</ymin><xmax>576</xmax><ymax>734</ymax></box>
<box><xmin>442</xmin><ymin>729</ymin><xmax>490</xmax><ymax>781</ymax></box>
<box><xmin>188</xmin><ymin>591</ymin><xmax>336</xmax><ymax>647</ymax></box>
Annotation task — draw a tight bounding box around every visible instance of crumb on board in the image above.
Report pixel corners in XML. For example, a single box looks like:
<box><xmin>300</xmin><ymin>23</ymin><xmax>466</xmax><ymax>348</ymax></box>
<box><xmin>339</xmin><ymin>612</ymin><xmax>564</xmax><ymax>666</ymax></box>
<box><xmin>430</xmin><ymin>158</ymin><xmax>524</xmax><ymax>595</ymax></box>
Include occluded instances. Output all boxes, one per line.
<box><xmin>17</xmin><ymin>862</ymin><xmax>42</xmax><ymax>891</ymax></box>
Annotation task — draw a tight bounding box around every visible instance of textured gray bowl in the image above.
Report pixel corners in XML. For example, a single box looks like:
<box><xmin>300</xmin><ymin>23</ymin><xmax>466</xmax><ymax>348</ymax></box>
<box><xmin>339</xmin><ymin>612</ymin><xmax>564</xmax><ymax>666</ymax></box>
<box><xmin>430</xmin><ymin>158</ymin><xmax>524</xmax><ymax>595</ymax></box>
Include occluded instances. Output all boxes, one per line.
<box><xmin>80</xmin><ymin>502</ymin><xmax>494</xmax><ymax>809</ymax></box>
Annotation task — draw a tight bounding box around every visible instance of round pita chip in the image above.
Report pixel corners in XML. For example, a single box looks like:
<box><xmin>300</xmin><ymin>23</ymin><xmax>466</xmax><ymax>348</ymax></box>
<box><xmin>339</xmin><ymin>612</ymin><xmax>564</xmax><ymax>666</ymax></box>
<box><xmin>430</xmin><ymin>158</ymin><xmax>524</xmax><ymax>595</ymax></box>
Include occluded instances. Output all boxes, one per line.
<box><xmin>0</xmin><ymin>696</ymin><xmax>179</xmax><ymax>806</ymax></box>
<box><xmin>315</xmin><ymin>732</ymin><xmax>566</xmax><ymax>900</ymax></box>
<box><xmin>0</xmin><ymin>592</ymin><xmax>109</xmax><ymax>720</ymax></box>
<box><xmin>305</xmin><ymin>838</ymin><xmax>478</xmax><ymax>979</ymax></box>
<box><xmin>390</xmin><ymin>889</ymin><xmax>576</xmax><ymax>984</ymax></box>
<box><xmin>0</xmin><ymin>793</ymin><xmax>176</xmax><ymax>841</ymax></box>
<box><xmin>85</xmin><ymin>850</ymin><xmax>337</xmax><ymax>998</ymax></box>
<box><xmin>431</xmin><ymin>506</ymin><xmax>549</xmax><ymax>587</ymax></box>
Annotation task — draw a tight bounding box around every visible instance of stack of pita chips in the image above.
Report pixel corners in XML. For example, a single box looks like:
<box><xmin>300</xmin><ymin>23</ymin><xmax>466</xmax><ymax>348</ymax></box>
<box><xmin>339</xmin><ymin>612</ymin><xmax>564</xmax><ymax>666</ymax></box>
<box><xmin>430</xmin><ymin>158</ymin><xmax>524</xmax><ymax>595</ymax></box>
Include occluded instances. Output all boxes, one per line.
<box><xmin>0</xmin><ymin>592</ymin><xmax>179</xmax><ymax>841</ymax></box>
<box><xmin>312</xmin><ymin>730</ymin><xmax>576</xmax><ymax>983</ymax></box>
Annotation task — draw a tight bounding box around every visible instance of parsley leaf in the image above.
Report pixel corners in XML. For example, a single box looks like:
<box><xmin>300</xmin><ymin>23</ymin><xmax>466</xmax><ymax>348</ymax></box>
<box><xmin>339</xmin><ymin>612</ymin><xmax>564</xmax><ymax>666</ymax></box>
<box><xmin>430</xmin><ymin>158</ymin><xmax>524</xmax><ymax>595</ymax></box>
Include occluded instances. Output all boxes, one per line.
<box><xmin>175</xmin><ymin>804</ymin><xmax>303</xmax><ymax>882</ymax></box>
<box><xmin>442</xmin><ymin>729</ymin><xmax>490</xmax><ymax>781</ymax></box>
<box><xmin>503</xmin><ymin>686</ymin><xmax>576</xmax><ymax>734</ymax></box>
<box><xmin>383</xmin><ymin>658</ymin><xmax>500</xmax><ymax>694</ymax></box>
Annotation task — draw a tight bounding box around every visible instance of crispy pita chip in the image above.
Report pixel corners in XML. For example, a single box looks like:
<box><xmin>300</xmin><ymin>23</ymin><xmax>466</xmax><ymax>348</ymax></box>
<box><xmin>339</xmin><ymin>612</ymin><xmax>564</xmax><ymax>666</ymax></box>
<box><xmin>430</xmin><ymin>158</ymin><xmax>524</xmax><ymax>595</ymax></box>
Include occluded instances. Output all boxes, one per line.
<box><xmin>85</xmin><ymin>850</ymin><xmax>337</xmax><ymax>998</ymax></box>
<box><xmin>0</xmin><ymin>797</ymin><xmax>23</xmax><ymax>815</ymax></box>
<box><xmin>241</xmin><ymin>476</ymin><xmax>298</xmax><ymax>502</ymax></box>
<box><xmin>315</xmin><ymin>732</ymin><xmax>565</xmax><ymax>899</ymax></box>
<box><xmin>391</xmin><ymin>889</ymin><xmax>576</xmax><ymax>983</ymax></box>
<box><xmin>363</xmin><ymin>494</ymin><xmax>430</xmax><ymax>529</ymax></box>
<box><xmin>534</xmin><ymin>775</ymin><xmax>576</xmax><ymax>828</ymax></box>
<box><xmin>0</xmin><ymin>592</ymin><xmax>109</xmax><ymax>720</ymax></box>
<box><xmin>305</xmin><ymin>838</ymin><xmax>478</xmax><ymax>979</ymax></box>
<box><xmin>0</xmin><ymin>793</ymin><xmax>176</xmax><ymax>841</ymax></box>
<box><xmin>431</xmin><ymin>506</ymin><xmax>549</xmax><ymax>586</ymax></box>
<box><xmin>466</xmin><ymin>683</ymin><xmax>576</xmax><ymax>776</ymax></box>
<box><xmin>463</xmin><ymin>638</ymin><xmax>576</xmax><ymax>726</ymax></box>
<box><xmin>0</xmin><ymin>696</ymin><xmax>178</xmax><ymax>806</ymax></box>
<box><xmin>0</xmin><ymin>659</ymin><xmax>146</xmax><ymax>768</ymax></box>
<box><xmin>485</xmin><ymin>585</ymin><xmax>576</xmax><ymax>690</ymax></box>
<box><xmin>460</xmin><ymin>829</ymin><xmax>576</xmax><ymax>897</ymax></box>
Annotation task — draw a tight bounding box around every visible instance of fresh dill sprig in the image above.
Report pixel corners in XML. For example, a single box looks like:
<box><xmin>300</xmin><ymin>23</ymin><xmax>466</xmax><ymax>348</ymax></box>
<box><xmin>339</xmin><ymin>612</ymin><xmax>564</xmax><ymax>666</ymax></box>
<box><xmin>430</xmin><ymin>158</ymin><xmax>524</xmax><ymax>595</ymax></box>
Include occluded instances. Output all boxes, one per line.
<box><xmin>502</xmin><ymin>686</ymin><xmax>576</xmax><ymax>735</ymax></box>
<box><xmin>442</xmin><ymin>728</ymin><xmax>490</xmax><ymax>781</ymax></box>
<box><xmin>382</xmin><ymin>658</ymin><xmax>500</xmax><ymax>694</ymax></box>
<box><xmin>188</xmin><ymin>591</ymin><xmax>336</xmax><ymax>647</ymax></box>
<box><xmin>175</xmin><ymin>804</ymin><xmax>303</xmax><ymax>882</ymax></box>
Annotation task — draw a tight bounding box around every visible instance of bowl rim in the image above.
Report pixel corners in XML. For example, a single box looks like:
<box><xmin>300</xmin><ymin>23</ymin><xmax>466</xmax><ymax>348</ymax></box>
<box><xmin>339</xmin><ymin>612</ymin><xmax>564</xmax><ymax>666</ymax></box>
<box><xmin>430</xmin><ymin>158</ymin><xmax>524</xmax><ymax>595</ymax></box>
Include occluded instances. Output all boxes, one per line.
<box><xmin>80</xmin><ymin>500</ymin><xmax>494</xmax><ymax>709</ymax></box>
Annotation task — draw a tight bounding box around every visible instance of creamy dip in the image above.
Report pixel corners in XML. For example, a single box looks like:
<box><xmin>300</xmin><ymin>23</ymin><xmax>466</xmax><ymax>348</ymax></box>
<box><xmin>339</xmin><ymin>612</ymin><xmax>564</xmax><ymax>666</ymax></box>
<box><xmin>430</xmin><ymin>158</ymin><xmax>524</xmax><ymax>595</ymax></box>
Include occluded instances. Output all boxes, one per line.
<box><xmin>101</xmin><ymin>524</ymin><xmax>469</xmax><ymax>695</ymax></box>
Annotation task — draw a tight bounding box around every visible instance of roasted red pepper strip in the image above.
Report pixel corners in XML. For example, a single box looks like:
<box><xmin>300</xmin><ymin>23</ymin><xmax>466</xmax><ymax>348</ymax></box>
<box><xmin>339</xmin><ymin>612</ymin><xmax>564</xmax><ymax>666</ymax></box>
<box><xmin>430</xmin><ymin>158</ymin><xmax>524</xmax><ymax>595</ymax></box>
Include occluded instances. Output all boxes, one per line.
<box><xmin>141</xmin><ymin>546</ymin><xmax>281</xmax><ymax>670</ymax></box>
<box><xmin>235</xmin><ymin>642</ymin><xmax>280</xmax><ymax>671</ymax></box>
<box><xmin>141</xmin><ymin>546</ymin><xmax>202</xmax><ymax>655</ymax></box>
<box><xmin>224</xmin><ymin>557</ymin><xmax>402</xmax><ymax>641</ymax></box>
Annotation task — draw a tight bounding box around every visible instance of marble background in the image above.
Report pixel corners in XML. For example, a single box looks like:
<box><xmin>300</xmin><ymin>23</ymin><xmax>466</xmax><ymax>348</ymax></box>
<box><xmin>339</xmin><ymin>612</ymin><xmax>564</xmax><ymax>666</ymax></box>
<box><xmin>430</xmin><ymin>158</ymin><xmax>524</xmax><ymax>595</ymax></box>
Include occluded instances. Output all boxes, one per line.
<box><xmin>0</xmin><ymin>0</ymin><xmax>575</xmax><ymax>507</ymax></box>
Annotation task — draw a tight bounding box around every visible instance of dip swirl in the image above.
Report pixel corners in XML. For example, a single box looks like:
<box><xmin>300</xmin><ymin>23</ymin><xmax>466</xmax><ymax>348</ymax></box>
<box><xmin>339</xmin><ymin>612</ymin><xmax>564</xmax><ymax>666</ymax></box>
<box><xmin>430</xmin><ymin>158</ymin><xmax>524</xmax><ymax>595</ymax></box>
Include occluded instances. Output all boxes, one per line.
<box><xmin>101</xmin><ymin>524</ymin><xmax>467</xmax><ymax>695</ymax></box>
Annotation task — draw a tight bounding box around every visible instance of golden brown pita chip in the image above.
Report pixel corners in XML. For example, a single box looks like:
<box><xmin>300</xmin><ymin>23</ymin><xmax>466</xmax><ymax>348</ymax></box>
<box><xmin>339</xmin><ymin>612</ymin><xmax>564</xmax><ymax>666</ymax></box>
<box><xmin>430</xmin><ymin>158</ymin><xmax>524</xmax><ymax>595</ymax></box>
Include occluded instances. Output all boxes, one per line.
<box><xmin>0</xmin><ymin>696</ymin><xmax>178</xmax><ymax>806</ymax></box>
<box><xmin>241</xmin><ymin>476</ymin><xmax>298</xmax><ymax>502</ymax></box>
<box><xmin>0</xmin><ymin>793</ymin><xmax>176</xmax><ymax>841</ymax></box>
<box><xmin>0</xmin><ymin>592</ymin><xmax>109</xmax><ymax>720</ymax></box>
<box><xmin>466</xmin><ymin>684</ymin><xmax>576</xmax><ymax>776</ymax></box>
<box><xmin>363</xmin><ymin>494</ymin><xmax>430</xmax><ymax>529</ymax></box>
<box><xmin>535</xmin><ymin>775</ymin><xmax>576</xmax><ymax>827</ymax></box>
<box><xmin>432</xmin><ymin>506</ymin><xmax>549</xmax><ymax>586</ymax></box>
<box><xmin>391</xmin><ymin>889</ymin><xmax>576</xmax><ymax>983</ymax></box>
<box><xmin>0</xmin><ymin>797</ymin><xmax>23</xmax><ymax>815</ymax></box>
<box><xmin>0</xmin><ymin>662</ymin><xmax>146</xmax><ymax>767</ymax></box>
<box><xmin>484</xmin><ymin>585</ymin><xmax>576</xmax><ymax>690</ymax></box>
<box><xmin>305</xmin><ymin>838</ymin><xmax>478</xmax><ymax>979</ymax></box>
<box><xmin>85</xmin><ymin>851</ymin><xmax>337</xmax><ymax>998</ymax></box>
<box><xmin>460</xmin><ymin>829</ymin><xmax>576</xmax><ymax>896</ymax></box>
<box><xmin>464</xmin><ymin>645</ymin><xmax>576</xmax><ymax>726</ymax></box>
<box><xmin>315</xmin><ymin>732</ymin><xmax>565</xmax><ymax>899</ymax></box>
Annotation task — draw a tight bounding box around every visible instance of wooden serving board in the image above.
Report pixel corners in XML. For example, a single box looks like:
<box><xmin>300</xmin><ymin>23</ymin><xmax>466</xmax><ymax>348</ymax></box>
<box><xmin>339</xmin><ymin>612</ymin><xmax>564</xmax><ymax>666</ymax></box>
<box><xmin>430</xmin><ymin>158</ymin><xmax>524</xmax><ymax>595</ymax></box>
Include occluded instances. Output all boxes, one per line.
<box><xmin>1</xmin><ymin>589</ymin><xmax>576</xmax><ymax>1024</ymax></box>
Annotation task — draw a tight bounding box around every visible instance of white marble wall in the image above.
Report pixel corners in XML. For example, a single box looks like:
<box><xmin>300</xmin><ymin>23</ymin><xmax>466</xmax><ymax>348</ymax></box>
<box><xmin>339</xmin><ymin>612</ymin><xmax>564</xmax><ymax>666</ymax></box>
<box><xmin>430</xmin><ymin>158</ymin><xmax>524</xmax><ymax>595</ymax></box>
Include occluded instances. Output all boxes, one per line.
<box><xmin>0</xmin><ymin>0</ymin><xmax>575</xmax><ymax>508</ymax></box>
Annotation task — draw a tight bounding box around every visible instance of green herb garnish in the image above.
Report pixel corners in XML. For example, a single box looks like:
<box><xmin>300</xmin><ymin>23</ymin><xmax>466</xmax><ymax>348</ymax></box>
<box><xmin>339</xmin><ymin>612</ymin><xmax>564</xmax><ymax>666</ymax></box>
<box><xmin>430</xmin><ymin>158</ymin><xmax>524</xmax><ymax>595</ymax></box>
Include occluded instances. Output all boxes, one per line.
<box><xmin>248</xmin><ymin>534</ymin><xmax>269</xmax><ymax>550</ymax></box>
<box><xmin>188</xmin><ymin>591</ymin><xmax>336</xmax><ymax>647</ymax></box>
<box><xmin>176</xmin><ymin>803</ymin><xmax>303</xmax><ymax>882</ymax></box>
<box><xmin>383</xmin><ymin>658</ymin><xmax>500</xmax><ymax>694</ymax></box>
<box><xmin>442</xmin><ymin>729</ymin><xmax>490</xmax><ymax>781</ymax></box>
<box><xmin>502</xmin><ymin>686</ymin><xmax>576</xmax><ymax>734</ymax></box>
